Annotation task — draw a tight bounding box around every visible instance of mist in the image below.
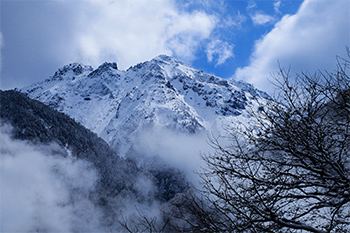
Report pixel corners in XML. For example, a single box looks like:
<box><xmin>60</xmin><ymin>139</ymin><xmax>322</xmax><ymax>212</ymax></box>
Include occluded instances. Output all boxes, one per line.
<box><xmin>130</xmin><ymin>127</ymin><xmax>214</xmax><ymax>185</ymax></box>
<box><xmin>0</xmin><ymin>124</ymin><xmax>104</xmax><ymax>232</ymax></box>
<box><xmin>0</xmin><ymin>124</ymin><xmax>181</xmax><ymax>232</ymax></box>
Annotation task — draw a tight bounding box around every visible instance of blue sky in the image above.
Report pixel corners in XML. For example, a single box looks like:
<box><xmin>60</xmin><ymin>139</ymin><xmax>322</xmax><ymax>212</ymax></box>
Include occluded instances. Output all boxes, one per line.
<box><xmin>0</xmin><ymin>0</ymin><xmax>349</xmax><ymax>94</ymax></box>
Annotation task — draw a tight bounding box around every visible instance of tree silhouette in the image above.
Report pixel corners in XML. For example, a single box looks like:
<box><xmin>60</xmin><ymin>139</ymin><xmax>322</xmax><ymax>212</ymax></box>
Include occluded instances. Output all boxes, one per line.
<box><xmin>176</xmin><ymin>52</ymin><xmax>350</xmax><ymax>233</ymax></box>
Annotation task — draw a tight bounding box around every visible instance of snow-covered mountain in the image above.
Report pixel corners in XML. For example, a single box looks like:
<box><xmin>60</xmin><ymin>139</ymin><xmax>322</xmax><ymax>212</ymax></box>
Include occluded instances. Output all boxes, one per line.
<box><xmin>21</xmin><ymin>55</ymin><xmax>270</xmax><ymax>154</ymax></box>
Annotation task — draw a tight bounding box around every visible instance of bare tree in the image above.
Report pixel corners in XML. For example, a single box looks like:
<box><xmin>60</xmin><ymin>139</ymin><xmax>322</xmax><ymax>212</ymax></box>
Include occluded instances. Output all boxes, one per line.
<box><xmin>119</xmin><ymin>208</ymin><xmax>171</xmax><ymax>233</ymax></box>
<box><xmin>184</xmin><ymin>53</ymin><xmax>350</xmax><ymax>233</ymax></box>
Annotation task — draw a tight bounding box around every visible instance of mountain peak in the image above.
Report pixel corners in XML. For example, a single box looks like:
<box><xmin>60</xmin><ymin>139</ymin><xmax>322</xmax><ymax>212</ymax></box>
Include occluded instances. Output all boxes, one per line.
<box><xmin>22</xmin><ymin>56</ymin><xmax>271</xmax><ymax>153</ymax></box>
<box><xmin>87</xmin><ymin>62</ymin><xmax>119</xmax><ymax>78</ymax></box>
<box><xmin>152</xmin><ymin>54</ymin><xmax>184</xmax><ymax>66</ymax></box>
<box><xmin>52</xmin><ymin>63</ymin><xmax>93</xmax><ymax>80</ymax></box>
<box><xmin>97</xmin><ymin>62</ymin><xmax>118</xmax><ymax>70</ymax></box>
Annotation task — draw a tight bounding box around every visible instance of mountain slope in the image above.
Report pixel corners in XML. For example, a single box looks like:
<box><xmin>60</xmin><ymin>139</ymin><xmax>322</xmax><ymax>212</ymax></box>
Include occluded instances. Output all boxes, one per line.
<box><xmin>21</xmin><ymin>55</ymin><xmax>270</xmax><ymax>154</ymax></box>
<box><xmin>0</xmin><ymin>90</ymin><xmax>136</xmax><ymax>192</ymax></box>
<box><xmin>0</xmin><ymin>90</ymin><xmax>191</xmax><ymax>231</ymax></box>
<box><xmin>0</xmin><ymin>90</ymin><xmax>189</xmax><ymax>201</ymax></box>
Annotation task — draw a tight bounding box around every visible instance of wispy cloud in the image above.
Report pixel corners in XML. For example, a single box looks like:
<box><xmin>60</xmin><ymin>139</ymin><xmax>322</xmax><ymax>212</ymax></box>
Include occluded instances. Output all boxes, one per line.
<box><xmin>250</xmin><ymin>12</ymin><xmax>275</xmax><ymax>25</ymax></box>
<box><xmin>206</xmin><ymin>39</ymin><xmax>234</xmax><ymax>66</ymax></box>
<box><xmin>247</xmin><ymin>0</ymin><xmax>257</xmax><ymax>10</ymax></box>
<box><xmin>274</xmin><ymin>0</ymin><xmax>282</xmax><ymax>14</ymax></box>
<box><xmin>221</xmin><ymin>12</ymin><xmax>247</xmax><ymax>30</ymax></box>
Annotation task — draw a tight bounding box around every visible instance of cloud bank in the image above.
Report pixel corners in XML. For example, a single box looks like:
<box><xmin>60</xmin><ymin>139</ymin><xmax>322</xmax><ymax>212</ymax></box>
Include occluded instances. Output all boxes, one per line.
<box><xmin>2</xmin><ymin>0</ymin><xmax>348</xmax><ymax>94</ymax></box>
<box><xmin>0</xmin><ymin>0</ymin><xmax>219</xmax><ymax>90</ymax></box>
<box><xmin>235</xmin><ymin>0</ymin><xmax>350</xmax><ymax>93</ymax></box>
<box><xmin>73</xmin><ymin>0</ymin><xmax>216</xmax><ymax>69</ymax></box>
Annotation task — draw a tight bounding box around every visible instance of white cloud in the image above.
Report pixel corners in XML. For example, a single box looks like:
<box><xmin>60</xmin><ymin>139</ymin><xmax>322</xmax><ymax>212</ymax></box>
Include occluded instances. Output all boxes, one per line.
<box><xmin>235</xmin><ymin>0</ymin><xmax>350</xmax><ymax>94</ymax></box>
<box><xmin>70</xmin><ymin>0</ymin><xmax>217</xmax><ymax>69</ymax></box>
<box><xmin>274</xmin><ymin>0</ymin><xmax>282</xmax><ymax>14</ymax></box>
<box><xmin>250</xmin><ymin>12</ymin><xmax>275</xmax><ymax>25</ymax></box>
<box><xmin>206</xmin><ymin>39</ymin><xmax>234</xmax><ymax>66</ymax></box>
<box><xmin>247</xmin><ymin>0</ymin><xmax>257</xmax><ymax>10</ymax></box>
<box><xmin>131</xmin><ymin>127</ymin><xmax>212</xmax><ymax>184</ymax></box>
<box><xmin>221</xmin><ymin>12</ymin><xmax>247</xmax><ymax>30</ymax></box>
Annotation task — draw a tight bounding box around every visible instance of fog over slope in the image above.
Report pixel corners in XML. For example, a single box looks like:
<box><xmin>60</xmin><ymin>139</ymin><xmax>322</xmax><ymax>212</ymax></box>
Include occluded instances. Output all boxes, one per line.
<box><xmin>0</xmin><ymin>90</ymin><xmax>190</xmax><ymax>232</ymax></box>
<box><xmin>1</xmin><ymin>125</ymin><xmax>100</xmax><ymax>232</ymax></box>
